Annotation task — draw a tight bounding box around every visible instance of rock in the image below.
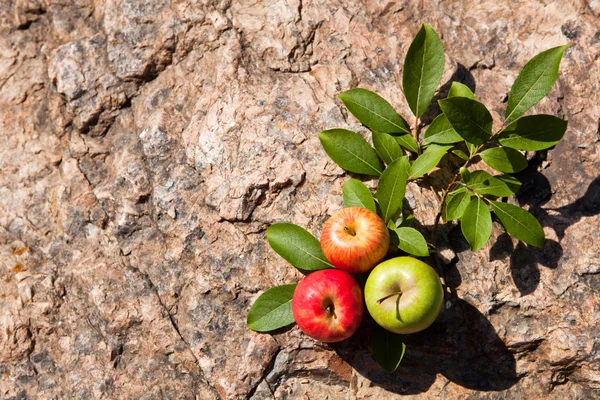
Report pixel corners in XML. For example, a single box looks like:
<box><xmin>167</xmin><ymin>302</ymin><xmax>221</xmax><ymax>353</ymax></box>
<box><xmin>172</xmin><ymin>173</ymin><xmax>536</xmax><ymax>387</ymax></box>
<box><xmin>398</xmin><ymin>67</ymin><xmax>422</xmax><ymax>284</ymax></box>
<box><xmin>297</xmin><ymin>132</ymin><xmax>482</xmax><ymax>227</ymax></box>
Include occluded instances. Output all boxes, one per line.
<box><xmin>1</xmin><ymin>0</ymin><xmax>600</xmax><ymax>399</ymax></box>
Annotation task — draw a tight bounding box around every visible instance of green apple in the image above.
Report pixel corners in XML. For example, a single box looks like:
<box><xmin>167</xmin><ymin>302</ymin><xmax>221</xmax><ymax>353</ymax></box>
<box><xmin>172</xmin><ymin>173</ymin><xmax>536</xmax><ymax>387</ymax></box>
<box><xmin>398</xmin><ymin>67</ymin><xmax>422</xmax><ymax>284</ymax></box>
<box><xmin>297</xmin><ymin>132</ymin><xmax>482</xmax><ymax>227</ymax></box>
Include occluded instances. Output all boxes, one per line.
<box><xmin>364</xmin><ymin>257</ymin><xmax>444</xmax><ymax>334</ymax></box>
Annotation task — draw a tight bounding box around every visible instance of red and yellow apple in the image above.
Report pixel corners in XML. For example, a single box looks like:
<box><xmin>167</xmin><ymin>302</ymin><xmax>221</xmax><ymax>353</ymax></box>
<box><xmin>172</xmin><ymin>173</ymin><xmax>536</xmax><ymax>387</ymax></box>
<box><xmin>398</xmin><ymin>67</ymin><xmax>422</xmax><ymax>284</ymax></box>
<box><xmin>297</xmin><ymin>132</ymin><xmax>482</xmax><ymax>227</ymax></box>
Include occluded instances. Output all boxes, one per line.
<box><xmin>364</xmin><ymin>257</ymin><xmax>444</xmax><ymax>334</ymax></box>
<box><xmin>320</xmin><ymin>207</ymin><xmax>389</xmax><ymax>274</ymax></box>
<box><xmin>292</xmin><ymin>269</ymin><xmax>364</xmax><ymax>342</ymax></box>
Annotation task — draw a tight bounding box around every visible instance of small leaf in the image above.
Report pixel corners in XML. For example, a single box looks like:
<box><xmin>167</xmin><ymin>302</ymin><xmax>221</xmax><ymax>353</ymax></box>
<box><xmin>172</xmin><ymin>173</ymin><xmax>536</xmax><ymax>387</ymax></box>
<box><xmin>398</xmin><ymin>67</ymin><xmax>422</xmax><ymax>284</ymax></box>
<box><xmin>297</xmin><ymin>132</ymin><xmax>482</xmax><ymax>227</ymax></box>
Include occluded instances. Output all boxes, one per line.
<box><xmin>319</xmin><ymin>129</ymin><xmax>383</xmax><ymax>176</ymax></box>
<box><xmin>338</xmin><ymin>88</ymin><xmax>410</xmax><ymax>134</ymax></box>
<box><xmin>448</xmin><ymin>82</ymin><xmax>476</xmax><ymax>100</ymax></box>
<box><xmin>343</xmin><ymin>179</ymin><xmax>377</xmax><ymax>213</ymax></box>
<box><xmin>490</xmin><ymin>201</ymin><xmax>545</xmax><ymax>248</ymax></box>
<box><xmin>498</xmin><ymin>115</ymin><xmax>568</xmax><ymax>151</ymax></box>
<box><xmin>445</xmin><ymin>188</ymin><xmax>471</xmax><ymax>221</ymax></box>
<box><xmin>372</xmin><ymin>131</ymin><xmax>403</xmax><ymax>165</ymax></box>
<box><xmin>480</xmin><ymin>147</ymin><xmax>528</xmax><ymax>173</ymax></box>
<box><xmin>403</xmin><ymin>23</ymin><xmax>445</xmax><ymax>118</ymax></box>
<box><xmin>460</xmin><ymin>197</ymin><xmax>492</xmax><ymax>251</ymax></box>
<box><xmin>371</xmin><ymin>323</ymin><xmax>406</xmax><ymax>372</ymax></box>
<box><xmin>452</xmin><ymin>149</ymin><xmax>469</xmax><ymax>161</ymax></box>
<box><xmin>247</xmin><ymin>284</ymin><xmax>297</xmax><ymax>332</ymax></box>
<box><xmin>267</xmin><ymin>223</ymin><xmax>332</xmax><ymax>271</ymax></box>
<box><xmin>394</xmin><ymin>227</ymin><xmax>430</xmax><ymax>257</ymax></box>
<box><xmin>422</xmin><ymin>114</ymin><xmax>463</xmax><ymax>146</ymax></box>
<box><xmin>376</xmin><ymin>157</ymin><xmax>410</xmax><ymax>222</ymax></box>
<box><xmin>409</xmin><ymin>144</ymin><xmax>453</xmax><ymax>179</ymax></box>
<box><xmin>393</xmin><ymin>133</ymin><xmax>420</xmax><ymax>153</ymax></box>
<box><xmin>472</xmin><ymin>174</ymin><xmax>522</xmax><ymax>197</ymax></box>
<box><xmin>438</xmin><ymin>97</ymin><xmax>492</xmax><ymax>145</ymax></box>
<box><xmin>505</xmin><ymin>45</ymin><xmax>569</xmax><ymax>124</ymax></box>
<box><xmin>466</xmin><ymin>142</ymin><xmax>477</xmax><ymax>155</ymax></box>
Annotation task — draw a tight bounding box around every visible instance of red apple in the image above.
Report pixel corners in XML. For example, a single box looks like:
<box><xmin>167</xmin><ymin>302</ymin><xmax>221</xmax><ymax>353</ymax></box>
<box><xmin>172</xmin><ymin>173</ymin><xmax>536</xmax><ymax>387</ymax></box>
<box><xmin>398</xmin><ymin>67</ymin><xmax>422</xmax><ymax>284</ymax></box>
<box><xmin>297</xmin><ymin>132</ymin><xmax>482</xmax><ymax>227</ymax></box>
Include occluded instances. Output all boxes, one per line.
<box><xmin>292</xmin><ymin>269</ymin><xmax>364</xmax><ymax>342</ymax></box>
<box><xmin>320</xmin><ymin>207</ymin><xmax>390</xmax><ymax>274</ymax></box>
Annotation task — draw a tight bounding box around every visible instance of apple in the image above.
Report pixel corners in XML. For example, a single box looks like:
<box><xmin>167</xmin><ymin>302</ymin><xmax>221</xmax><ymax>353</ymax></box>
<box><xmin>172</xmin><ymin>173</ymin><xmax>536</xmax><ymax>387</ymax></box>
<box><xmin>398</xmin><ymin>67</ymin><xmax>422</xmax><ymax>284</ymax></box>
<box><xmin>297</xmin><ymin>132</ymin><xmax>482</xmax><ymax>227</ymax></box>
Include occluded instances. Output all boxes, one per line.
<box><xmin>364</xmin><ymin>257</ymin><xmax>444</xmax><ymax>334</ymax></box>
<box><xmin>320</xmin><ymin>207</ymin><xmax>390</xmax><ymax>274</ymax></box>
<box><xmin>292</xmin><ymin>269</ymin><xmax>364</xmax><ymax>342</ymax></box>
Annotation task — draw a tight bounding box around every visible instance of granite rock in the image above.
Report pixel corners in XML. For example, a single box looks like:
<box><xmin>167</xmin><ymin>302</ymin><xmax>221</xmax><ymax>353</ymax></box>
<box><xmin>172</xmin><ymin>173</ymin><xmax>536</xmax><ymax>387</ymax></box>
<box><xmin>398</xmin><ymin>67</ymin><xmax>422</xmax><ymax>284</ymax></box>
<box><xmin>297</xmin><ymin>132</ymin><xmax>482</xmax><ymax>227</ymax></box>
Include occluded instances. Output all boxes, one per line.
<box><xmin>1</xmin><ymin>0</ymin><xmax>599</xmax><ymax>399</ymax></box>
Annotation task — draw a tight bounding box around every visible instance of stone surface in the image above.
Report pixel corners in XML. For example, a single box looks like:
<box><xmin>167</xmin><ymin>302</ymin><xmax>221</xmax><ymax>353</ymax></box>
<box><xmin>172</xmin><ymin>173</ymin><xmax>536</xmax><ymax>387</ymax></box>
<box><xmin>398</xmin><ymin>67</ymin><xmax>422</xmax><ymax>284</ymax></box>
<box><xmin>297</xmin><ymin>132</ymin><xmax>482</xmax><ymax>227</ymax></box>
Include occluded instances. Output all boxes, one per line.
<box><xmin>1</xmin><ymin>0</ymin><xmax>599</xmax><ymax>399</ymax></box>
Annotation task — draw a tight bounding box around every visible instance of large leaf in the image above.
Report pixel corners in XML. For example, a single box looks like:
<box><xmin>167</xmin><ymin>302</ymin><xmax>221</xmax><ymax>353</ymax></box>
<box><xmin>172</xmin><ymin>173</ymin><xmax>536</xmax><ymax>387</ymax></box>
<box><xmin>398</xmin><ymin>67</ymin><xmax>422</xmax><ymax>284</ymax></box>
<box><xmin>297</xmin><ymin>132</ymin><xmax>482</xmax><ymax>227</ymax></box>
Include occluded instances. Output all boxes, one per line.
<box><xmin>372</xmin><ymin>131</ymin><xmax>403</xmax><ymax>165</ymax></box>
<box><xmin>394</xmin><ymin>227</ymin><xmax>429</xmax><ymax>257</ymax></box>
<box><xmin>480</xmin><ymin>147</ymin><xmax>528</xmax><ymax>173</ymax></box>
<box><xmin>393</xmin><ymin>133</ymin><xmax>420</xmax><ymax>153</ymax></box>
<box><xmin>444</xmin><ymin>187</ymin><xmax>471</xmax><ymax>221</ymax></box>
<box><xmin>338</xmin><ymin>88</ymin><xmax>410</xmax><ymax>134</ymax></box>
<box><xmin>464</xmin><ymin>170</ymin><xmax>520</xmax><ymax>197</ymax></box>
<box><xmin>376</xmin><ymin>157</ymin><xmax>410</xmax><ymax>222</ymax></box>
<box><xmin>498</xmin><ymin>115</ymin><xmax>568</xmax><ymax>151</ymax></box>
<box><xmin>490</xmin><ymin>201</ymin><xmax>545</xmax><ymax>248</ymax></box>
<box><xmin>438</xmin><ymin>97</ymin><xmax>493</xmax><ymax>145</ymax></box>
<box><xmin>319</xmin><ymin>129</ymin><xmax>383</xmax><ymax>176</ymax></box>
<box><xmin>448</xmin><ymin>82</ymin><xmax>476</xmax><ymax>100</ymax></box>
<box><xmin>371</xmin><ymin>324</ymin><xmax>406</xmax><ymax>373</ymax></box>
<box><xmin>505</xmin><ymin>45</ymin><xmax>569</xmax><ymax>124</ymax></box>
<box><xmin>343</xmin><ymin>179</ymin><xmax>376</xmax><ymax>213</ymax></box>
<box><xmin>460</xmin><ymin>197</ymin><xmax>492</xmax><ymax>251</ymax></box>
<box><xmin>402</xmin><ymin>23</ymin><xmax>445</xmax><ymax>118</ymax></box>
<box><xmin>474</xmin><ymin>174</ymin><xmax>521</xmax><ymax>197</ymax></box>
<box><xmin>409</xmin><ymin>144</ymin><xmax>453</xmax><ymax>179</ymax></box>
<box><xmin>247</xmin><ymin>284</ymin><xmax>297</xmax><ymax>332</ymax></box>
<box><xmin>267</xmin><ymin>223</ymin><xmax>332</xmax><ymax>271</ymax></box>
<box><xmin>422</xmin><ymin>114</ymin><xmax>463</xmax><ymax>146</ymax></box>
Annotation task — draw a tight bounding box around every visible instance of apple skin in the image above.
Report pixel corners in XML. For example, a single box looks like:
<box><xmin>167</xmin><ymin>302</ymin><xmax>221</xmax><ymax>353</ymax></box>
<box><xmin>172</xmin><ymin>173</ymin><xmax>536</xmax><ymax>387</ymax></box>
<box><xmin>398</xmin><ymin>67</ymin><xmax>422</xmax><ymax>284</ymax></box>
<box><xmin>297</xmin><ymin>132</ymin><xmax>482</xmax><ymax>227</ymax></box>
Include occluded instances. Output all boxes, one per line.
<box><xmin>292</xmin><ymin>269</ymin><xmax>364</xmax><ymax>342</ymax></box>
<box><xmin>364</xmin><ymin>257</ymin><xmax>443</xmax><ymax>334</ymax></box>
<box><xmin>320</xmin><ymin>207</ymin><xmax>390</xmax><ymax>274</ymax></box>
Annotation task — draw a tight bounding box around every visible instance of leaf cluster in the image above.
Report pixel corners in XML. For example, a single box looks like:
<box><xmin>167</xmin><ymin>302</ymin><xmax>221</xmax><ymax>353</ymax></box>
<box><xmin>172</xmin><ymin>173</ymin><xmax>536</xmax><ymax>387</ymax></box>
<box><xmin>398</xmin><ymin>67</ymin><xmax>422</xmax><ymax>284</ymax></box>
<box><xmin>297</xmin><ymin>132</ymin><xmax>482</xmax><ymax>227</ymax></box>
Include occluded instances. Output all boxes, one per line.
<box><xmin>247</xmin><ymin>23</ymin><xmax>568</xmax><ymax>373</ymax></box>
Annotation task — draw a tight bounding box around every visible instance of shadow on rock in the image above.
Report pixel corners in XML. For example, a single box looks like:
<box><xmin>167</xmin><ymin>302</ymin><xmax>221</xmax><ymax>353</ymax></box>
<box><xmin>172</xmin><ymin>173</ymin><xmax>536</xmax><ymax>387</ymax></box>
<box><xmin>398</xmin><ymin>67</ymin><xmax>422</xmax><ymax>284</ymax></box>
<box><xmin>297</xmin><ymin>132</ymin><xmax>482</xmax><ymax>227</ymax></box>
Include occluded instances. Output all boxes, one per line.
<box><xmin>332</xmin><ymin>299</ymin><xmax>517</xmax><ymax>394</ymax></box>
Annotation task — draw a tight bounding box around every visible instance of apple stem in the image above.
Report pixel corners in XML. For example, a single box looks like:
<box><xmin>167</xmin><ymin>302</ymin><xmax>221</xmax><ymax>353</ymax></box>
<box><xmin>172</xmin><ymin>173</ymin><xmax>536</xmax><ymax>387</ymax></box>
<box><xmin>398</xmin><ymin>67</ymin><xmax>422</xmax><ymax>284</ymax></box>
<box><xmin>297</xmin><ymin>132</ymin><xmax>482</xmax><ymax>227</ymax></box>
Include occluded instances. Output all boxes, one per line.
<box><xmin>326</xmin><ymin>304</ymin><xmax>337</xmax><ymax>319</ymax></box>
<box><xmin>376</xmin><ymin>291</ymin><xmax>402</xmax><ymax>304</ymax></box>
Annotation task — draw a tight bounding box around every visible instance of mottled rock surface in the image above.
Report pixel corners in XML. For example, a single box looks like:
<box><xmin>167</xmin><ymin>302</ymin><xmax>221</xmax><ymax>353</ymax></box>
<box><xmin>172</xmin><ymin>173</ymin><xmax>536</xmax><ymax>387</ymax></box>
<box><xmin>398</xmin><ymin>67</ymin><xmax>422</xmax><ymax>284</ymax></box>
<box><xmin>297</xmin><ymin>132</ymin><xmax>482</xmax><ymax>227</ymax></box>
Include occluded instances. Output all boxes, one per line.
<box><xmin>1</xmin><ymin>0</ymin><xmax>599</xmax><ymax>399</ymax></box>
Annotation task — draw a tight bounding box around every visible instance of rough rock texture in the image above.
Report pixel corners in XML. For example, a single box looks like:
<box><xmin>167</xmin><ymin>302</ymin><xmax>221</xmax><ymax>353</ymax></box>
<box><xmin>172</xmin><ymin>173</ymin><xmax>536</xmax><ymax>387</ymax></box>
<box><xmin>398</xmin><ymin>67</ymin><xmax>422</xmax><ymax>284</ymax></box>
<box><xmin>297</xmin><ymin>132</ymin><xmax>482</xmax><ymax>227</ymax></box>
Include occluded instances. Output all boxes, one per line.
<box><xmin>1</xmin><ymin>0</ymin><xmax>599</xmax><ymax>398</ymax></box>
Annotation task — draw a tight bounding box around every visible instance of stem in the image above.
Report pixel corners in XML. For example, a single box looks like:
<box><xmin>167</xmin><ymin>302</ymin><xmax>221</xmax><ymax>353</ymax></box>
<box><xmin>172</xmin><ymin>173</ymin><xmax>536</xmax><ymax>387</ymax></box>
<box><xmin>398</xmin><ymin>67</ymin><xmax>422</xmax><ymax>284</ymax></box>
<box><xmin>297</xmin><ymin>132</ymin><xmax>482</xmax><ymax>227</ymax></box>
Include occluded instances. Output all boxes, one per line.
<box><xmin>414</xmin><ymin>117</ymin><xmax>422</xmax><ymax>154</ymax></box>
<box><xmin>431</xmin><ymin>125</ymin><xmax>506</xmax><ymax>239</ymax></box>
<box><xmin>377</xmin><ymin>291</ymin><xmax>403</xmax><ymax>304</ymax></box>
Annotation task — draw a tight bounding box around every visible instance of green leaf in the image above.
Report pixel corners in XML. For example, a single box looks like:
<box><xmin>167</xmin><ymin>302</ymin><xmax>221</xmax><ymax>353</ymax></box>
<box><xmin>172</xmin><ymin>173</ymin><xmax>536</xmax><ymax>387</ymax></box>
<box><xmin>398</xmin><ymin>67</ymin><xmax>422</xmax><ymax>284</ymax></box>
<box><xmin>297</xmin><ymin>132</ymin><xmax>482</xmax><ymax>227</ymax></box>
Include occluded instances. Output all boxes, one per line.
<box><xmin>376</xmin><ymin>157</ymin><xmax>410</xmax><ymax>222</ymax></box>
<box><xmin>371</xmin><ymin>323</ymin><xmax>406</xmax><ymax>372</ymax></box>
<box><xmin>394</xmin><ymin>227</ymin><xmax>429</xmax><ymax>257</ymax></box>
<box><xmin>460</xmin><ymin>197</ymin><xmax>492</xmax><ymax>251</ymax></box>
<box><xmin>466</xmin><ymin>142</ymin><xmax>477</xmax><ymax>155</ymax></box>
<box><xmin>372</xmin><ymin>131</ymin><xmax>403</xmax><ymax>165</ymax></box>
<box><xmin>452</xmin><ymin>149</ymin><xmax>469</xmax><ymax>161</ymax></box>
<box><xmin>498</xmin><ymin>115</ymin><xmax>568</xmax><ymax>151</ymax></box>
<box><xmin>402</xmin><ymin>23</ymin><xmax>445</xmax><ymax>118</ymax></box>
<box><xmin>472</xmin><ymin>174</ymin><xmax>521</xmax><ymax>197</ymax></box>
<box><xmin>480</xmin><ymin>147</ymin><xmax>528</xmax><ymax>173</ymax></box>
<box><xmin>409</xmin><ymin>144</ymin><xmax>453</xmax><ymax>179</ymax></box>
<box><xmin>338</xmin><ymin>88</ymin><xmax>410</xmax><ymax>134</ymax></box>
<box><xmin>505</xmin><ymin>45</ymin><xmax>569</xmax><ymax>124</ymax></box>
<box><xmin>490</xmin><ymin>201</ymin><xmax>545</xmax><ymax>248</ymax></box>
<box><xmin>422</xmin><ymin>114</ymin><xmax>463</xmax><ymax>146</ymax></box>
<box><xmin>247</xmin><ymin>284</ymin><xmax>297</xmax><ymax>332</ymax></box>
<box><xmin>445</xmin><ymin>187</ymin><xmax>471</xmax><ymax>221</ymax></box>
<box><xmin>343</xmin><ymin>179</ymin><xmax>376</xmax><ymax>213</ymax></box>
<box><xmin>319</xmin><ymin>129</ymin><xmax>383</xmax><ymax>176</ymax></box>
<box><xmin>393</xmin><ymin>133</ymin><xmax>420</xmax><ymax>153</ymax></box>
<box><xmin>438</xmin><ymin>97</ymin><xmax>492</xmax><ymax>145</ymax></box>
<box><xmin>448</xmin><ymin>82</ymin><xmax>476</xmax><ymax>100</ymax></box>
<box><xmin>267</xmin><ymin>223</ymin><xmax>332</xmax><ymax>271</ymax></box>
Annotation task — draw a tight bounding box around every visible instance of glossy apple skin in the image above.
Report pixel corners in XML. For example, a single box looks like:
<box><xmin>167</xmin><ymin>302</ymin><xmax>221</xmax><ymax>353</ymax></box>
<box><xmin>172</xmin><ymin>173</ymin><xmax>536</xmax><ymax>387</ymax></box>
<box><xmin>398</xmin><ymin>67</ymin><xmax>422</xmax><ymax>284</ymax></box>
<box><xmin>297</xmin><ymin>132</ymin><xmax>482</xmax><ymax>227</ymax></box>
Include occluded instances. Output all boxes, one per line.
<box><xmin>365</xmin><ymin>257</ymin><xmax>443</xmax><ymax>334</ymax></box>
<box><xmin>320</xmin><ymin>207</ymin><xmax>390</xmax><ymax>274</ymax></box>
<box><xmin>292</xmin><ymin>269</ymin><xmax>364</xmax><ymax>342</ymax></box>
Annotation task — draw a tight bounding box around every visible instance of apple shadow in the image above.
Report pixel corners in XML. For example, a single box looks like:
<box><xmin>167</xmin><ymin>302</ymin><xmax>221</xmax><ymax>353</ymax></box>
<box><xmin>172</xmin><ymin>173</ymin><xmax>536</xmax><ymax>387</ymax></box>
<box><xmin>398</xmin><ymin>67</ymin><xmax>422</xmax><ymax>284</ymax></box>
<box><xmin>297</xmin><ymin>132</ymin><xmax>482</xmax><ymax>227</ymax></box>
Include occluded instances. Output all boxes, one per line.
<box><xmin>332</xmin><ymin>298</ymin><xmax>517</xmax><ymax>394</ymax></box>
